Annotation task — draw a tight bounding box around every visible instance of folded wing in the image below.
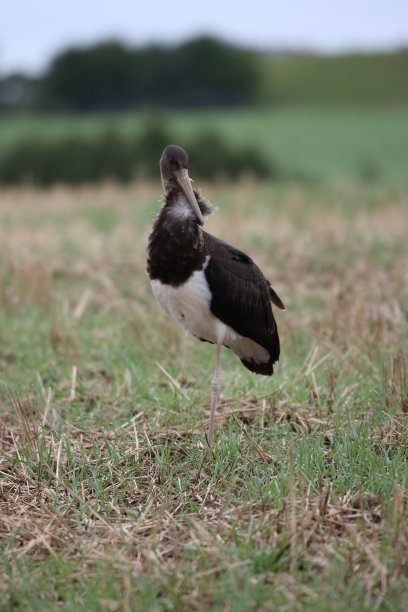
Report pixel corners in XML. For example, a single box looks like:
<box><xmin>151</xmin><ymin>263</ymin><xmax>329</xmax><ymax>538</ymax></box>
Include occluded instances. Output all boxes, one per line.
<box><xmin>203</xmin><ymin>234</ymin><xmax>283</xmax><ymax>374</ymax></box>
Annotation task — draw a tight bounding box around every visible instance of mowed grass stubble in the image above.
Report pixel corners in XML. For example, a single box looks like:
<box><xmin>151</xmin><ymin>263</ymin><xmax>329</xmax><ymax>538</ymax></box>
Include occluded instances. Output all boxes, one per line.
<box><xmin>0</xmin><ymin>178</ymin><xmax>407</xmax><ymax>610</ymax></box>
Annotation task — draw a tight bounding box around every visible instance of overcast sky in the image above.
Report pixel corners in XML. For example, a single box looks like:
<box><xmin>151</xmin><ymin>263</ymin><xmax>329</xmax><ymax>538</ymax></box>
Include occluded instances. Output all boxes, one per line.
<box><xmin>1</xmin><ymin>0</ymin><xmax>408</xmax><ymax>75</ymax></box>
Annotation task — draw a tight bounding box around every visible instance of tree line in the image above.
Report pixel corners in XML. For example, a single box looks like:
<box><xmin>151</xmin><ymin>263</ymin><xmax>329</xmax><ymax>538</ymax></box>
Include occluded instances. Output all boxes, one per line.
<box><xmin>1</xmin><ymin>40</ymin><xmax>407</xmax><ymax>111</ymax></box>
<box><xmin>0</xmin><ymin>37</ymin><xmax>258</xmax><ymax>111</ymax></box>
<box><xmin>0</xmin><ymin>123</ymin><xmax>273</xmax><ymax>186</ymax></box>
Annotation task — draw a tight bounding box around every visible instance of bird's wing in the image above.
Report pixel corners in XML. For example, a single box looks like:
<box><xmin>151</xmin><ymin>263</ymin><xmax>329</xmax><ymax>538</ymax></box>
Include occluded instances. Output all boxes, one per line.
<box><xmin>204</xmin><ymin>253</ymin><xmax>276</xmax><ymax>339</ymax></box>
<box><xmin>203</xmin><ymin>232</ymin><xmax>285</xmax><ymax>317</ymax></box>
<box><xmin>202</xmin><ymin>233</ymin><xmax>282</xmax><ymax>369</ymax></box>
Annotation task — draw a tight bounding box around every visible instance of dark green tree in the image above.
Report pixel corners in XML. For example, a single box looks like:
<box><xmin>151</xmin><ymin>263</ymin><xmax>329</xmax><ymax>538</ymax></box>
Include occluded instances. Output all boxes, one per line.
<box><xmin>39</xmin><ymin>36</ymin><xmax>258</xmax><ymax>111</ymax></box>
<box><xmin>40</xmin><ymin>41</ymin><xmax>137</xmax><ymax>110</ymax></box>
<box><xmin>167</xmin><ymin>36</ymin><xmax>257</xmax><ymax>107</ymax></box>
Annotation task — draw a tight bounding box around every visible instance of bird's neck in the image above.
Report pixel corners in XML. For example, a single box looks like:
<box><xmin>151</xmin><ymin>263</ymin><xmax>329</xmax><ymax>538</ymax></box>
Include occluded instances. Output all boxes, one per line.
<box><xmin>164</xmin><ymin>189</ymin><xmax>197</xmax><ymax>223</ymax></box>
<box><xmin>146</xmin><ymin>190</ymin><xmax>206</xmax><ymax>286</ymax></box>
<box><xmin>163</xmin><ymin>185</ymin><xmax>214</xmax><ymax>222</ymax></box>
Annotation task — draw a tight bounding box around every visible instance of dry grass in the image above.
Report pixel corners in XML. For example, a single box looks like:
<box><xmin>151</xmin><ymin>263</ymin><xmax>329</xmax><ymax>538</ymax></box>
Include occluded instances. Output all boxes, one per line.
<box><xmin>0</xmin><ymin>179</ymin><xmax>407</xmax><ymax>610</ymax></box>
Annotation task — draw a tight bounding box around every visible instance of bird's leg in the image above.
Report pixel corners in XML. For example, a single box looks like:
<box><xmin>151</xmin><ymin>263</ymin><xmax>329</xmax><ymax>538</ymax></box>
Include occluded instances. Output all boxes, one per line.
<box><xmin>208</xmin><ymin>341</ymin><xmax>222</xmax><ymax>446</ymax></box>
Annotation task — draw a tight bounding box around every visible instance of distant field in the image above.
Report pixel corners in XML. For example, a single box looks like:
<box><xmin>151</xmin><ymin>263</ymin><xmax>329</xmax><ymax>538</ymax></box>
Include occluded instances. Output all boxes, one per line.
<box><xmin>258</xmin><ymin>50</ymin><xmax>408</xmax><ymax>106</ymax></box>
<box><xmin>1</xmin><ymin>106</ymin><xmax>408</xmax><ymax>181</ymax></box>
<box><xmin>0</xmin><ymin>179</ymin><xmax>407</xmax><ymax>609</ymax></box>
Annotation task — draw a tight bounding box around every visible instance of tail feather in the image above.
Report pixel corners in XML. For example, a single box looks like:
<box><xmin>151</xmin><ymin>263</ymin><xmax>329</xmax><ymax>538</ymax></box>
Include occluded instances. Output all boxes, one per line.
<box><xmin>241</xmin><ymin>357</ymin><xmax>274</xmax><ymax>375</ymax></box>
<box><xmin>239</xmin><ymin>328</ymin><xmax>280</xmax><ymax>376</ymax></box>
<box><xmin>270</xmin><ymin>285</ymin><xmax>285</xmax><ymax>310</ymax></box>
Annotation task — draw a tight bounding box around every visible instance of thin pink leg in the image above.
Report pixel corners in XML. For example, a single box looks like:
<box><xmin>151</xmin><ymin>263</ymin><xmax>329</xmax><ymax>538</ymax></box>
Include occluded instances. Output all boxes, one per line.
<box><xmin>208</xmin><ymin>342</ymin><xmax>222</xmax><ymax>445</ymax></box>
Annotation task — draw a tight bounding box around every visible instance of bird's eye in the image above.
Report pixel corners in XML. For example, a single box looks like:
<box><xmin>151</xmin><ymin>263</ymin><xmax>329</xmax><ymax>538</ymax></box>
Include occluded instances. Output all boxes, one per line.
<box><xmin>169</xmin><ymin>158</ymin><xmax>178</xmax><ymax>171</ymax></box>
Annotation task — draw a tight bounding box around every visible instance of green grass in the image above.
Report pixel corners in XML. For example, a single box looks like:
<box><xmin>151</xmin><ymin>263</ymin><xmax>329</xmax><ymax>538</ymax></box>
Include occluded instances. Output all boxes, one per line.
<box><xmin>258</xmin><ymin>49</ymin><xmax>408</xmax><ymax>106</ymax></box>
<box><xmin>1</xmin><ymin>106</ymin><xmax>408</xmax><ymax>181</ymax></box>
<box><xmin>0</xmin><ymin>179</ymin><xmax>407</xmax><ymax>610</ymax></box>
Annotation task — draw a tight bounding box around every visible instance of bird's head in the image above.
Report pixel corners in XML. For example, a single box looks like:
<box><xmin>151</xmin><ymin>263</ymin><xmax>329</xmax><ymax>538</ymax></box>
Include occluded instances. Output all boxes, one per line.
<box><xmin>160</xmin><ymin>145</ymin><xmax>205</xmax><ymax>225</ymax></box>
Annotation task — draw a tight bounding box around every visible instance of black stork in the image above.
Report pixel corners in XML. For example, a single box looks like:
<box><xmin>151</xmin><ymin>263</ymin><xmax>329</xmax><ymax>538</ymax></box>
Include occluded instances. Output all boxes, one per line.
<box><xmin>147</xmin><ymin>145</ymin><xmax>285</xmax><ymax>446</ymax></box>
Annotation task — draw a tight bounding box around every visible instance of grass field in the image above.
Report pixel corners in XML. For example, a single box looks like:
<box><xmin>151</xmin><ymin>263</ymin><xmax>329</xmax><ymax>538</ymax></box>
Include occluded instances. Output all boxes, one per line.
<box><xmin>258</xmin><ymin>50</ymin><xmax>408</xmax><ymax>106</ymax></box>
<box><xmin>1</xmin><ymin>106</ymin><xmax>408</xmax><ymax>181</ymax></box>
<box><xmin>0</xmin><ymin>177</ymin><xmax>408</xmax><ymax>610</ymax></box>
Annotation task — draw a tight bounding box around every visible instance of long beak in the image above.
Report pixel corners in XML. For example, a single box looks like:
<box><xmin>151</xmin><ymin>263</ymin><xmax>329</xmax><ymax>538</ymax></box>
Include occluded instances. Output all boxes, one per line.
<box><xmin>174</xmin><ymin>168</ymin><xmax>205</xmax><ymax>225</ymax></box>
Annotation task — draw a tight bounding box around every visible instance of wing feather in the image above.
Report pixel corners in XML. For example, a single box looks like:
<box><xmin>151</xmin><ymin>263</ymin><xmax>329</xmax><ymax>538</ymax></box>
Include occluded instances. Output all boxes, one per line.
<box><xmin>204</xmin><ymin>248</ymin><xmax>281</xmax><ymax>368</ymax></box>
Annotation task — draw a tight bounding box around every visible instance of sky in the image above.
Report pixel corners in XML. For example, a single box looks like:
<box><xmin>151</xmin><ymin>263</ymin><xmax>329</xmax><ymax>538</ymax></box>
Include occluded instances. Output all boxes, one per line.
<box><xmin>1</xmin><ymin>0</ymin><xmax>408</xmax><ymax>75</ymax></box>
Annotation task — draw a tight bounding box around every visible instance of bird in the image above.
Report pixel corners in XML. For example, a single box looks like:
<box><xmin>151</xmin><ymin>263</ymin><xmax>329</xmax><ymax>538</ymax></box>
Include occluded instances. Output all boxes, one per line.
<box><xmin>147</xmin><ymin>145</ymin><xmax>285</xmax><ymax>447</ymax></box>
